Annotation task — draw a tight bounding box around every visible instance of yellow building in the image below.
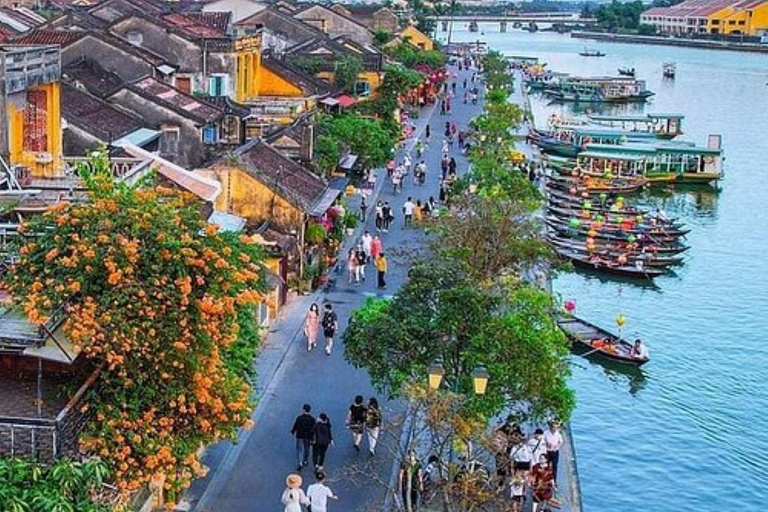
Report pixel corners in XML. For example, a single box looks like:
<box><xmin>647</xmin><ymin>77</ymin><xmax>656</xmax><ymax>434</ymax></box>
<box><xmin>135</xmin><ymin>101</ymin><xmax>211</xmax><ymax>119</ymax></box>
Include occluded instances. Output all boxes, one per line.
<box><xmin>706</xmin><ymin>0</ymin><xmax>768</xmax><ymax>34</ymax></box>
<box><xmin>399</xmin><ymin>25</ymin><xmax>435</xmax><ymax>51</ymax></box>
<box><xmin>0</xmin><ymin>45</ymin><xmax>64</xmax><ymax>179</ymax></box>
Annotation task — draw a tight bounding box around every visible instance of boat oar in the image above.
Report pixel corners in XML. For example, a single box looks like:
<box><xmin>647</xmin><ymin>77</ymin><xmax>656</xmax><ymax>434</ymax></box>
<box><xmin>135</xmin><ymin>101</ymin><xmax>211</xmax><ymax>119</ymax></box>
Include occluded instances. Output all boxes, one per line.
<box><xmin>581</xmin><ymin>347</ymin><xmax>603</xmax><ymax>357</ymax></box>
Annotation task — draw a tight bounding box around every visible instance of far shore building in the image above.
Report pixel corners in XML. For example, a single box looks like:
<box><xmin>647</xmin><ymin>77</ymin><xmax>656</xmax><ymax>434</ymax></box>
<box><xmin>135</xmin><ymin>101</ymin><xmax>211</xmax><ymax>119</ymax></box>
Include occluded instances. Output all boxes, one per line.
<box><xmin>640</xmin><ymin>0</ymin><xmax>768</xmax><ymax>35</ymax></box>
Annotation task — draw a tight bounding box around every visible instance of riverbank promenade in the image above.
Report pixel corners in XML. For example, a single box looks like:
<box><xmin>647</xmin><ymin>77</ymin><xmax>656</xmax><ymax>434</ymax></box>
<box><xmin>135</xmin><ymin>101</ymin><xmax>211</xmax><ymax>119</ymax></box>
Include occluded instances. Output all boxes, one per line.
<box><xmin>179</xmin><ymin>59</ymin><xmax>579</xmax><ymax>512</ymax></box>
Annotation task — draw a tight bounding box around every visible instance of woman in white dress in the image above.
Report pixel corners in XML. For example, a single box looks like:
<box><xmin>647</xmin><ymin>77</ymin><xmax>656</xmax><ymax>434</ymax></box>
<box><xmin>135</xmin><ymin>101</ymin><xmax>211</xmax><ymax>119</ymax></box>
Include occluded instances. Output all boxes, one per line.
<box><xmin>281</xmin><ymin>474</ymin><xmax>309</xmax><ymax>512</ymax></box>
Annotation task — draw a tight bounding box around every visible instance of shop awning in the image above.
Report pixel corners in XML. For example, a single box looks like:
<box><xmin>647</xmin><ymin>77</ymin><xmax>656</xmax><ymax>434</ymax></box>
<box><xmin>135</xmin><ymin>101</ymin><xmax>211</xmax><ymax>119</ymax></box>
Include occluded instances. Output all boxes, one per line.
<box><xmin>208</xmin><ymin>211</ymin><xmax>247</xmax><ymax>233</ymax></box>
<box><xmin>339</xmin><ymin>154</ymin><xmax>358</xmax><ymax>170</ymax></box>
<box><xmin>336</xmin><ymin>95</ymin><xmax>356</xmax><ymax>108</ymax></box>
<box><xmin>309</xmin><ymin>177</ymin><xmax>348</xmax><ymax>217</ymax></box>
<box><xmin>320</xmin><ymin>97</ymin><xmax>339</xmax><ymax>106</ymax></box>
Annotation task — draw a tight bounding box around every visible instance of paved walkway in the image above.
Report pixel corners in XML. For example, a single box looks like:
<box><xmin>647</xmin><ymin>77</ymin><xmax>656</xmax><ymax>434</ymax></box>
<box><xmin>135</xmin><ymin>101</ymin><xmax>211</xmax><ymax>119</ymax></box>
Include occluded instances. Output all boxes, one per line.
<box><xmin>182</xmin><ymin>63</ymin><xmax>484</xmax><ymax>512</ymax></box>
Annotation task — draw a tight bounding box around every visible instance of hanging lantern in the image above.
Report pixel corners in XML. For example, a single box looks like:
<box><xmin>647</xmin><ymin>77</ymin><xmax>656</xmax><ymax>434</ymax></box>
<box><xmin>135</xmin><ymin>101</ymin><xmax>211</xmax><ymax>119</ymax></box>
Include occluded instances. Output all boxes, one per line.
<box><xmin>569</xmin><ymin>218</ymin><xmax>581</xmax><ymax>228</ymax></box>
<box><xmin>617</xmin><ymin>255</ymin><xmax>628</xmax><ymax>265</ymax></box>
<box><xmin>581</xmin><ymin>210</ymin><xmax>590</xmax><ymax>219</ymax></box>
<box><xmin>569</xmin><ymin>187</ymin><xmax>577</xmax><ymax>196</ymax></box>
<box><xmin>588</xmin><ymin>229</ymin><xmax>597</xmax><ymax>237</ymax></box>
<box><xmin>615</xmin><ymin>314</ymin><xmax>627</xmax><ymax>328</ymax></box>
<box><xmin>564</xmin><ymin>300</ymin><xmax>576</xmax><ymax>313</ymax></box>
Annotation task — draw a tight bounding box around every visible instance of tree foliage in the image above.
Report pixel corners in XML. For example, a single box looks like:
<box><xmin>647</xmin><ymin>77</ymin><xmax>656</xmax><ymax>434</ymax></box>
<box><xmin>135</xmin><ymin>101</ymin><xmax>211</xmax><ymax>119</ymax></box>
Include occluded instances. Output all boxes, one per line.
<box><xmin>594</xmin><ymin>0</ymin><xmax>647</xmax><ymax>31</ymax></box>
<box><xmin>344</xmin><ymin>262</ymin><xmax>574</xmax><ymax>420</ymax></box>
<box><xmin>291</xmin><ymin>55</ymin><xmax>324</xmax><ymax>76</ymax></box>
<box><xmin>316</xmin><ymin>114</ymin><xmax>395</xmax><ymax>172</ymax></box>
<box><xmin>5</xmin><ymin>154</ymin><xmax>267</xmax><ymax>500</ymax></box>
<box><xmin>0</xmin><ymin>458</ymin><xmax>112</xmax><ymax>512</ymax></box>
<box><xmin>334</xmin><ymin>55</ymin><xmax>363</xmax><ymax>94</ymax></box>
<box><xmin>384</xmin><ymin>41</ymin><xmax>447</xmax><ymax>70</ymax></box>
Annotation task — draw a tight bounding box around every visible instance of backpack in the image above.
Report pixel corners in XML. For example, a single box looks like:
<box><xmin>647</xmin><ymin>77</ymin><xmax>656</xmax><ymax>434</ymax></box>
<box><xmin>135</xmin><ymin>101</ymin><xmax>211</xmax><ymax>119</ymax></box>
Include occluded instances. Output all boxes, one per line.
<box><xmin>322</xmin><ymin>311</ymin><xmax>336</xmax><ymax>331</ymax></box>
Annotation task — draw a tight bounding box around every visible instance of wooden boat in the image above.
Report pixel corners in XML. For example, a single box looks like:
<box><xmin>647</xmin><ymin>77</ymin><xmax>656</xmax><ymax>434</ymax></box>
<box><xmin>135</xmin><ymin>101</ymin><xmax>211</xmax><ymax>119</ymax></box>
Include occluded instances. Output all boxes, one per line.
<box><xmin>618</xmin><ymin>67</ymin><xmax>635</xmax><ymax>77</ymax></box>
<box><xmin>546</xmin><ymin>213</ymin><xmax>690</xmax><ymax>237</ymax></box>
<box><xmin>554</xmin><ymin>246</ymin><xmax>667</xmax><ymax>279</ymax></box>
<box><xmin>548</xmin><ymin>238</ymin><xmax>684</xmax><ymax>267</ymax></box>
<box><xmin>547</xmin><ymin>234</ymin><xmax>689</xmax><ymax>256</ymax></box>
<box><xmin>546</xmin><ymin>204</ymin><xmax>684</xmax><ymax>229</ymax></box>
<box><xmin>579</xmin><ymin>49</ymin><xmax>606</xmax><ymax>57</ymax></box>
<box><xmin>546</xmin><ymin>218</ymin><xmax>687</xmax><ymax>244</ymax></box>
<box><xmin>557</xmin><ymin>315</ymin><xmax>650</xmax><ymax>366</ymax></box>
<box><xmin>587</xmin><ymin>113</ymin><xmax>684</xmax><ymax>139</ymax></box>
<box><xmin>546</xmin><ymin>76</ymin><xmax>654</xmax><ymax>103</ymax></box>
<box><xmin>663</xmin><ymin>62</ymin><xmax>676</xmax><ymax>79</ymax></box>
<box><xmin>546</xmin><ymin>174</ymin><xmax>649</xmax><ymax>192</ymax></box>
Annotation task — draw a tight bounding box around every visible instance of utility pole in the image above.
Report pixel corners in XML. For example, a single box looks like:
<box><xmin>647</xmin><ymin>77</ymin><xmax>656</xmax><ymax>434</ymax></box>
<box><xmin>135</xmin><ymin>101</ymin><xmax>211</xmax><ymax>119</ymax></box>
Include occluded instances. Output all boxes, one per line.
<box><xmin>447</xmin><ymin>0</ymin><xmax>457</xmax><ymax>46</ymax></box>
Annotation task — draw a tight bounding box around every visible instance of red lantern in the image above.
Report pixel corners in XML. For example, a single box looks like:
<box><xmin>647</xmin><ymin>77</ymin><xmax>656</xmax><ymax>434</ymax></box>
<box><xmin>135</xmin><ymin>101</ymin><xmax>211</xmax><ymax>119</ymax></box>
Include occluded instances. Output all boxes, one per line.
<box><xmin>564</xmin><ymin>300</ymin><xmax>576</xmax><ymax>313</ymax></box>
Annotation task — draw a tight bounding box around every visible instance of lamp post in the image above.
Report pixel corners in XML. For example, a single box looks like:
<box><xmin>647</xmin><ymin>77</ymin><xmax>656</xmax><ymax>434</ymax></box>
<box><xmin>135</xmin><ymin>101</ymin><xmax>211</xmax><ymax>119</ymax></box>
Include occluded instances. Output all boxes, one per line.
<box><xmin>427</xmin><ymin>360</ymin><xmax>489</xmax><ymax>396</ymax></box>
<box><xmin>446</xmin><ymin>0</ymin><xmax>457</xmax><ymax>46</ymax></box>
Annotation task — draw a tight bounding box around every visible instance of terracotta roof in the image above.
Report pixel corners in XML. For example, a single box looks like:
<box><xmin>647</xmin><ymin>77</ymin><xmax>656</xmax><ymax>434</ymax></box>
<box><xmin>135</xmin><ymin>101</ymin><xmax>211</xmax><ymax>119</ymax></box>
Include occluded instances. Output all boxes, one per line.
<box><xmin>63</xmin><ymin>58</ymin><xmax>125</xmax><ymax>98</ymax></box>
<box><xmin>44</xmin><ymin>11</ymin><xmax>110</xmax><ymax>30</ymax></box>
<box><xmin>127</xmin><ymin>76</ymin><xmax>224</xmax><ymax>124</ymax></box>
<box><xmin>232</xmin><ymin>139</ymin><xmax>328</xmax><ymax>213</ymax></box>
<box><xmin>161</xmin><ymin>12</ymin><xmax>226</xmax><ymax>38</ymax></box>
<box><xmin>642</xmin><ymin>0</ymin><xmax>747</xmax><ymax>18</ymax></box>
<box><xmin>12</xmin><ymin>29</ymin><xmax>84</xmax><ymax>46</ymax></box>
<box><xmin>0</xmin><ymin>25</ymin><xmax>15</xmax><ymax>41</ymax></box>
<box><xmin>183</xmin><ymin>11</ymin><xmax>231</xmax><ymax>33</ymax></box>
<box><xmin>262</xmin><ymin>56</ymin><xmax>334</xmax><ymax>97</ymax></box>
<box><xmin>62</xmin><ymin>83</ymin><xmax>144</xmax><ymax>141</ymax></box>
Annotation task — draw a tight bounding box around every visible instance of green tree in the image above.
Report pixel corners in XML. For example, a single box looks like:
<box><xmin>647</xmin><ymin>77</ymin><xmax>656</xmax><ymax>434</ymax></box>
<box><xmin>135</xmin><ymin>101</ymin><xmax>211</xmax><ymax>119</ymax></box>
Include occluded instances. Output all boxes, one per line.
<box><xmin>373</xmin><ymin>29</ymin><xmax>395</xmax><ymax>47</ymax></box>
<box><xmin>313</xmin><ymin>133</ymin><xmax>341</xmax><ymax>177</ymax></box>
<box><xmin>0</xmin><ymin>458</ymin><xmax>113</xmax><ymax>512</ymax></box>
<box><xmin>291</xmin><ymin>55</ymin><xmax>324</xmax><ymax>76</ymax></box>
<box><xmin>334</xmin><ymin>55</ymin><xmax>363</xmax><ymax>94</ymax></box>
<box><xmin>344</xmin><ymin>261</ymin><xmax>574</xmax><ymax>420</ymax></box>
<box><xmin>321</xmin><ymin>115</ymin><xmax>395</xmax><ymax>171</ymax></box>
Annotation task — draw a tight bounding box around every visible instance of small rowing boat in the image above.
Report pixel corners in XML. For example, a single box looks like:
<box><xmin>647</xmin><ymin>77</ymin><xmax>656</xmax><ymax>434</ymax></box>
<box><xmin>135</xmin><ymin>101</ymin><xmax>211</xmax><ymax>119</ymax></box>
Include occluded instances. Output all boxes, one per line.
<box><xmin>554</xmin><ymin>246</ymin><xmax>668</xmax><ymax>278</ymax></box>
<box><xmin>557</xmin><ymin>315</ymin><xmax>650</xmax><ymax>366</ymax></box>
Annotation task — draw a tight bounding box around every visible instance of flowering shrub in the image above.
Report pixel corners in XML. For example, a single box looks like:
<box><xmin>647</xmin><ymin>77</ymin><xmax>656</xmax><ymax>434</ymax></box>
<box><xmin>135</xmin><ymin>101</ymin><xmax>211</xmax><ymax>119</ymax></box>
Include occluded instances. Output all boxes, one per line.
<box><xmin>6</xmin><ymin>160</ymin><xmax>266</xmax><ymax>505</ymax></box>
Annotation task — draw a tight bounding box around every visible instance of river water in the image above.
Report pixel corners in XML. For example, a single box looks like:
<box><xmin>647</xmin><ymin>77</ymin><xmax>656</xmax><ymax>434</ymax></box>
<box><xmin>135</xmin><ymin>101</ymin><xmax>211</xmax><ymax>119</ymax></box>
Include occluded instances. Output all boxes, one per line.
<box><xmin>443</xmin><ymin>25</ymin><xmax>768</xmax><ymax>511</ymax></box>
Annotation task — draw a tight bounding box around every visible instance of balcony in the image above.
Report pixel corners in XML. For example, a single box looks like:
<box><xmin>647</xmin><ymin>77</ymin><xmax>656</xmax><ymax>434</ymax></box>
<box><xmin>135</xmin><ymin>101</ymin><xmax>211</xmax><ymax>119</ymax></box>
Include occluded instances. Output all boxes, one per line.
<box><xmin>62</xmin><ymin>156</ymin><xmax>153</xmax><ymax>183</ymax></box>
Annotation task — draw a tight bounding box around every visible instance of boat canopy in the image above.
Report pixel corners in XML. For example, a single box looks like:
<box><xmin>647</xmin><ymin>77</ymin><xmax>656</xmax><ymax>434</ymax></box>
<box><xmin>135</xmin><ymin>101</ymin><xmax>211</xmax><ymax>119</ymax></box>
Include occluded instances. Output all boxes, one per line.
<box><xmin>588</xmin><ymin>113</ymin><xmax>684</xmax><ymax>123</ymax></box>
<box><xmin>583</xmin><ymin>141</ymin><xmax>721</xmax><ymax>158</ymax></box>
<box><xmin>573</xmin><ymin>127</ymin><xmax>631</xmax><ymax>140</ymax></box>
<box><xmin>579</xmin><ymin>149</ymin><xmax>647</xmax><ymax>161</ymax></box>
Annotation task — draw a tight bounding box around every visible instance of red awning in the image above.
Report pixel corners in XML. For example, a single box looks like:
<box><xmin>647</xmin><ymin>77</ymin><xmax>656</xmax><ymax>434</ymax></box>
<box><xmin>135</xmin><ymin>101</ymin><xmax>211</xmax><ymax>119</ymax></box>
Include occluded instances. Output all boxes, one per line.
<box><xmin>336</xmin><ymin>95</ymin><xmax>357</xmax><ymax>108</ymax></box>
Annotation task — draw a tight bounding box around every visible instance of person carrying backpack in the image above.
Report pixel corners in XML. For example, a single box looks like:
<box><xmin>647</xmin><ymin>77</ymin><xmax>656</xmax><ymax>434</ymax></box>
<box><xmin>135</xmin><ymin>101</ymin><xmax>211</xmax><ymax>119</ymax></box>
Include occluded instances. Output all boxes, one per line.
<box><xmin>321</xmin><ymin>304</ymin><xmax>338</xmax><ymax>356</ymax></box>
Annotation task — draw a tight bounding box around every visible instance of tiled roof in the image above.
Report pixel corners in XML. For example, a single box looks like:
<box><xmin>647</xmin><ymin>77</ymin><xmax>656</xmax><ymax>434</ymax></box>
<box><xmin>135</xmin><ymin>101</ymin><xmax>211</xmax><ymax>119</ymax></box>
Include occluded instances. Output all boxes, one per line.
<box><xmin>63</xmin><ymin>58</ymin><xmax>125</xmax><ymax>98</ymax></box>
<box><xmin>641</xmin><ymin>0</ymin><xmax>756</xmax><ymax>17</ymax></box>
<box><xmin>183</xmin><ymin>11</ymin><xmax>232</xmax><ymax>33</ymax></box>
<box><xmin>204</xmin><ymin>96</ymin><xmax>250</xmax><ymax>117</ymax></box>
<box><xmin>44</xmin><ymin>11</ymin><xmax>110</xmax><ymax>31</ymax></box>
<box><xmin>12</xmin><ymin>29</ymin><xmax>84</xmax><ymax>46</ymax></box>
<box><xmin>62</xmin><ymin>83</ymin><xmax>144</xmax><ymax>141</ymax></box>
<box><xmin>161</xmin><ymin>12</ymin><xmax>226</xmax><ymax>38</ymax></box>
<box><xmin>232</xmin><ymin>139</ymin><xmax>328</xmax><ymax>213</ymax></box>
<box><xmin>262</xmin><ymin>56</ymin><xmax>334</xmax><ymax>97</ymax></box>
<box><xmin>127</xmin><ymin>76</ymin><xmax>224</xmax><ymax>124</ymax></box>
<box><xmin>235</xmin><ymin>6</ymin><xmax>323</xmax><ymax>44</ymax></box>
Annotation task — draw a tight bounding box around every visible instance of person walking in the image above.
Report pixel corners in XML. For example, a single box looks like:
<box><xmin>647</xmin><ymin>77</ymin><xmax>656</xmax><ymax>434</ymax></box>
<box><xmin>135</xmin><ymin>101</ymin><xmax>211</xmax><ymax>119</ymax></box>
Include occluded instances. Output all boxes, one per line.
<box><xmin>361</xmin><ymin>230</ymin><xmax>373</xmax><ymax>263</ymax></box>
<box><xmin>321</xmin><ymin>303</ymin><xmax>338</xmax><ymax>356</ymax></box>
<box><xmin>398</xmin><ymin>450</ymin><xmax>423</xmax><ymax>512</ymax></box>
<box><xmin>392</xmin><ymin>167</ymin><xmax>402</xmax><ymax>195</ymax></box>
<box><xmin>425</xmin><ymin>124</ymin><xmax>431</xmax><ymax>140</ymax></box>
<box><xmin>371</xmin><ymin>234</ymin><xmax>382</xmax><ymax>262</ymax></box>
<box><xmin>544</xmin><ymin>420</ymin><xmax>563</xmax><ymax>483</ymax></box>
<box><xmin>530</xmin><ymin>456</ymin><xmax>555</xmax><ymax>512</ymax></box>
<box><xmin>440</xmin><ymin>154</ymin><xmax>449</xmax><ymax>179</ymax></box>
<box><xmin>375</xmin><ymin>201</ymin><xmax>384</xmax><ymax>231</ymax></box>
<box><xmin>376</xmin><ymin>252</ymin><xmax>388</xmax><ymax>289</ymax></box>
<box><xmin>282</xmin><ymin>474</ymin><xmax>309</xmax><ymax>512</ymax></box>
<box><xmin>403</xmin><ymin>197</ymin><xmax>415</xmax><ymax>228</ymax></box>
<box><xmin>413</xmin><ymin>200</ymin><xmax>423</xmax><ymax>224</ymax></box>
<box><xmin>304</xmin><ymin>303</ymin><xmax>320</xmax><ymax>351</ymax></box>
<box><xmin>355</xmin><ymin>243</ymin><xmax>366</xmax><ymax>282</ymax></box>
<box><xmin>347</xmin><ymin>395</ymin><xmax>367</xmax><ymax>451</ymax></box>
<box><xmin>382</xmin><ymin>202</ymin><xmax>393</xmax><ymax>232</ymax></box>
<box><xmin>365</xmin><ymin>397</ymin><xmax>382</xmax><ymax>456</ymax></box>
<box><xmin>441</xmin><ymin>139</ymin><xmax>449</xmax><ymax>154</ymax></box>
<box><xmin>307</xmin><ymin>471</ymin><xmax>338</xmax><ymax>512</ymax></box>
<box><xmin>449</xmin><ymin>157</ymin><xmax>457</xmax><ymax>175</ymax></box>
<box><xmin>347</xmin><ymin>249</ymin><xmax>358</xmax><ymax>284</ymax></box>
<box><xmin>312</xmin><ymin>413</ymin><xmax>333</xmax><ymax>471</ymax></box>
<box><xmin>359</xmin><ymin>195</ymin><xmax>368</xmax><ymax>221</ymax></box>
<box><xmin>528</xmin><ymin>428</ymin><xmax>548</xmax><ymax>468</ymax></box>
<box><xmin>291</xmin><ymin>404</ymin><xmax>315</xmax><ymax>470</ymax></box>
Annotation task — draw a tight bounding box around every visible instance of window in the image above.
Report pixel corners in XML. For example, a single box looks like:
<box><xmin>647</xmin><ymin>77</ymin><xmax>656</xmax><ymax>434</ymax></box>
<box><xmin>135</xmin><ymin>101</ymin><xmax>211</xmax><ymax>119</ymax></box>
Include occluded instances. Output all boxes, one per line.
<box><xmin>712</xmin><ymin>19</ymin><xmax>720</xmax><ymax>24</ymax></box>
<box><xmin>202</xmin><ymin>124</ymin><xmax>218</xmax><ymax>144</ymax></box>
<box><xmin>354</xmin><ymin>80</ymin><xmax>371</xmax><ymax>97</ymax></box>
<box><xmin>209</xmin><ymin>75</ymin><xmax>228</xmax><ymax>97</ymax></box>
<box><xmin>126</xmin><ymin>30</ymin><xmax>143</xmax><ymax>46</ymax></box>
<box><xmin>738</xmin><ymin>20</ymin><xmax>745</xmax><ymax>25</ymax></box>
<box><xmin>159</xmin><ymin>126</ymin><xmax>180</xmax><ymax>158</ymax></box>
<box><xmin>176</xmin><ymin>76</ymin><xmax>191</xmax><ymax>94</ymax></box>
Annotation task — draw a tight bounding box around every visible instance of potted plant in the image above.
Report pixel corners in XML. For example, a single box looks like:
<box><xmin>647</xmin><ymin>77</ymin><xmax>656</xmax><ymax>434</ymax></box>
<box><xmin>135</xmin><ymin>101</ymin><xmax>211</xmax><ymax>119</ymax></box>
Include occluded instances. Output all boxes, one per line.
<box><xmin>305</xmin><ymin>223</ymin><xmax>327</xmax><ymax>246</ymax></box>
<box><xmin>344</xmin><ymin>212</ymin><xmax>358</xmax><ymax>236</ymax></box>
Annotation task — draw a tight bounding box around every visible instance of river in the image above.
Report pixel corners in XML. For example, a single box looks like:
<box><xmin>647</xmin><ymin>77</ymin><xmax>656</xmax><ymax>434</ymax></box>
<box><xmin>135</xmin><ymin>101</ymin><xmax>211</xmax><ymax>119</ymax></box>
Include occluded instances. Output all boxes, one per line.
<box><xmin>443</xmin><ymin>25</ymin><xmax>768</xmax><ymax>511</ymax></box>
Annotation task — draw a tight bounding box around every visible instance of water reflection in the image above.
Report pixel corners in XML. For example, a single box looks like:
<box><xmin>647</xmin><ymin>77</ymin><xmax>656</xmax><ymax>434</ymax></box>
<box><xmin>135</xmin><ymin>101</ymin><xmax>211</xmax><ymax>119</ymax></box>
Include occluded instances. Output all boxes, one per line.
<box><xmin>571</xmin><ymin>356</ymin><xmax>648</xmax><ymax>396</ymax></box>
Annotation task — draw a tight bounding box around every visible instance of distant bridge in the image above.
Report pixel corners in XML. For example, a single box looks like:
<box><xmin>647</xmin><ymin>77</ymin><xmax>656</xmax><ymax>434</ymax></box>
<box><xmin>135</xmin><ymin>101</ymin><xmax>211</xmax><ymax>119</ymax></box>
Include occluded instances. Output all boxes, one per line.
<box><xmin>429</xmin><ymin>12</ymin><xmax>597</xmax><ymax>27</ymax></box>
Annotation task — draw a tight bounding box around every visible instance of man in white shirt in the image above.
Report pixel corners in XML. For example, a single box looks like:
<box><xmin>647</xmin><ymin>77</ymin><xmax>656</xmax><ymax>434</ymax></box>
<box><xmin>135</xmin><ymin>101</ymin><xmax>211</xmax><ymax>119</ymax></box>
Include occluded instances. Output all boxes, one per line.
<box><xmin>307</xmin><ymin>471</ymin><xmax>337</xmax><ymax>512</ymax></box>
<box><xmin>544</xmin><ymin>421</ymin><xmax>564</xmax><ymax>483</ymax></box>
<box><xmin>361</xmin><ymin>230</ymin><xmax>373</xmax><ymax>263</ymax></box>
<box><xmin>527</xmin><ymin>428</ymin><xmax>548</xmax><ymax>466</ymax></box>
<box><xmin>402</xmin><ymin>197</ymin><xmax>415</xmax><ymax>228</ymax></box>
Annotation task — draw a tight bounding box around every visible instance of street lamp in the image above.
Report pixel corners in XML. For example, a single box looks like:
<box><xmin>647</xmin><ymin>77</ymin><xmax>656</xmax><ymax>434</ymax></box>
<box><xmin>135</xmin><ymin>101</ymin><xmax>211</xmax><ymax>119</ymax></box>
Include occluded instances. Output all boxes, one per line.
<box><xmin>471</xmin><ymin>366</ymin><xmax>489</xmax><ymax>395</ymax></box>
<box><xmin>428</xmin><ymin>361</ymin><xmax>445</xmax><ymax>390</ymax></box>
